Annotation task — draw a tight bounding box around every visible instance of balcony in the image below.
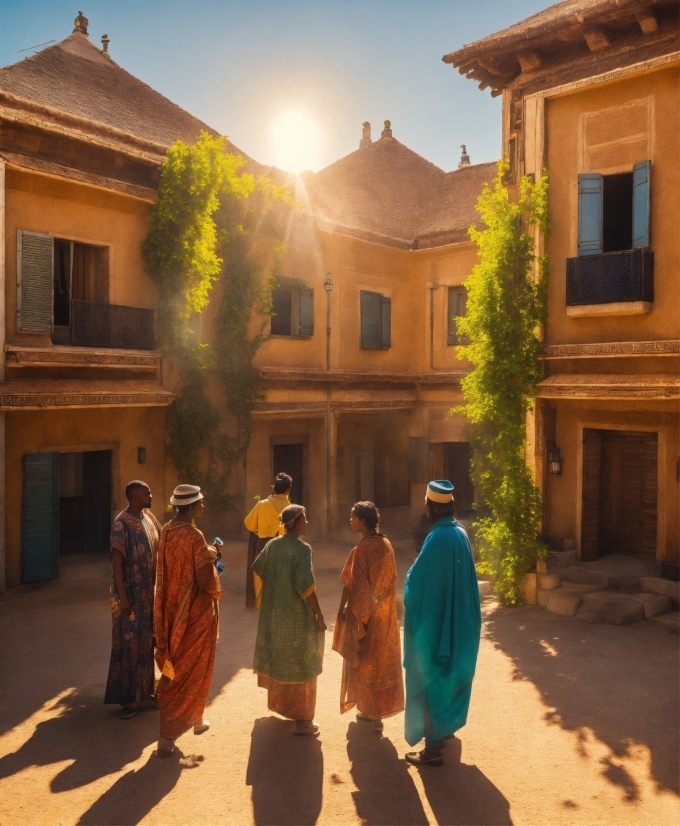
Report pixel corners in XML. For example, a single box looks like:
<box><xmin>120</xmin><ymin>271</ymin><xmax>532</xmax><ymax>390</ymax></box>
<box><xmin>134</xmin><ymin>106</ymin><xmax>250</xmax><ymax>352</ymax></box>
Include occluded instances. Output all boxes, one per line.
<box><xmin>67</xmin><ymin>300</ymin><xmax>155</xmax><ymax>350</ymax></box>
<box><xmin>566</xmin><ymin>249</ymin><xmax>654</xmax><ymax>308</ymax></box>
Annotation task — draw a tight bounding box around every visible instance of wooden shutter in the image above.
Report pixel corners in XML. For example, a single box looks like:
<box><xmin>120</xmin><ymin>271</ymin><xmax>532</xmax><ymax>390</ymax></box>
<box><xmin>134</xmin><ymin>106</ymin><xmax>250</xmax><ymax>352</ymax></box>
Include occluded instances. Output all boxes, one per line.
<box><xmin>408</xmin><ymin>437</ymin><xmax>429</xmax><ymax>482</ymax></box>
<box><xmin>380</xmin><ymin>296</ymin><xmax>391</xmax><ymax>349</ymax></box>
<box><xmin>577</xmin><ymin>174</ymin><xmax>603</xmax><ymax>257</ymax></box>
<box><xmin>17</xmin><ymin>230</ymin><xmax>53</xmax><ymax>332</ymax></box>
<box><xmin>581</xmin><ymin>428</ymin><xmax>601</xmax><ymax>561</ymax></box>
<box><xmin>22</xmin><ymin>453</ymin><xmax>59</xmax><ymax>582</ymax></box>
<box><xmin>448</xmin><ymin>287</ymin><xmax>467</xmax><ymax>345</ymax></box>
<box><xmin>632</xmin><ymin>160</ymin><xmax>651</xmax><ymax>249</ymax></box>
<box><xmin>360</xmin><ymin>291</ymin><xmax>381</xmax><ymax>349</ymax></box>
<box><xmin>297</xmin><ymin>288</ymin><xmax>314</xmax><ymax>336</ymax></box>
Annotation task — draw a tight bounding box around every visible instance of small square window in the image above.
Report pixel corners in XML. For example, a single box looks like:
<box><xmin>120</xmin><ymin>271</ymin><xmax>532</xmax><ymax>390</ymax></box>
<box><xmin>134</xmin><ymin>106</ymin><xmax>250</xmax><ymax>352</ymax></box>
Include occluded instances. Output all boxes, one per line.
<box><xmin>447</xmin><ymin>286</ymin><xmax>467</xmax><ymax>345</ymax></box>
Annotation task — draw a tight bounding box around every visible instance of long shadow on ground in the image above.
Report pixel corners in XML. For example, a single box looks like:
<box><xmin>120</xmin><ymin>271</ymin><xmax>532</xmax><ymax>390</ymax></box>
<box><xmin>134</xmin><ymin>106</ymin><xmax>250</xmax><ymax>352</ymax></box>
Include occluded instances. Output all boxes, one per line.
<box><xmin>246</xmin><ymin>716</ymin><xmax>323</xmax><ymax>825</ymax></box>
<box><xmin>484</xmin><ymin>603</ymin><xmax>680</xmax><ymax>801</ymax></box>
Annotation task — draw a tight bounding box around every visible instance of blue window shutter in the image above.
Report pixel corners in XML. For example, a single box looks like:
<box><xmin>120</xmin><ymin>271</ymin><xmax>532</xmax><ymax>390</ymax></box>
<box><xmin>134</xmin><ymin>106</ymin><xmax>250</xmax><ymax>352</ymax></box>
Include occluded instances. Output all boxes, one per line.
<box><xmin>380</xmin><ymin>296</ymin><xmax>391</xmax><ymax>349</ymax></box>
<box><xmin>360</xmin><ymin>291</ymin><xmax>381</xmax><ymax>349</ymax></box>
<box><xmin>17</xmin><ymin>230</ymin><xmax>54</xmax><ymax>332</ymax></box>
<box><xmin>577</xmin><ymin>174</ymin><xmax>603</xmax><ymax>256</ymax></box>
<box><xmin>22</xmin><ymin>453</ymin><xmax>59</xmax><ymax>582</ymax></box>
<box><xmin>632</xmin><ymin>160</ymin><xmax>651</xmax><ymax>249</ymax></box>
<box><xmin>297</xmin><ymin>288</ymin><xmax>314</xmax><ymax>336</ymax></box>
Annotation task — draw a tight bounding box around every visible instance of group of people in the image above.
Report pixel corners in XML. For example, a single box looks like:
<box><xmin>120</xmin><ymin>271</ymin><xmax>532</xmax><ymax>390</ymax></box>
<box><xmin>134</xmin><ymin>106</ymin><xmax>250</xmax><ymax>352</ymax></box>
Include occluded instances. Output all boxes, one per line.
<box><xmin>105</xmin><ymin>472</ymin><xmax>481</xmax><ymax>766</ymax></box>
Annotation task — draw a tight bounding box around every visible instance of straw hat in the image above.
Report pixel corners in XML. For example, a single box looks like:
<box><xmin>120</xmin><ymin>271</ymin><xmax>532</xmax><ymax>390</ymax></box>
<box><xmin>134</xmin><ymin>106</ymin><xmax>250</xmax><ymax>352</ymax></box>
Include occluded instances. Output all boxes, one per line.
<box><xmin>170</xmin><ymin>484</ymin><xmax>203</xmax><ymax>507</ymax></box>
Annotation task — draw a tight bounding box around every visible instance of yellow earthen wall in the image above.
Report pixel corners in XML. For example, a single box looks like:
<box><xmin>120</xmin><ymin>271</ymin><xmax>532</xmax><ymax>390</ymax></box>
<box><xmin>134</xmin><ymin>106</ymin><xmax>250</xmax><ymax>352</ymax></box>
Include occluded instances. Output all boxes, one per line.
<box><xmin>5</xmin><ymin>406</ymin><xmax>167</xmax><ymax>587</ymax></box>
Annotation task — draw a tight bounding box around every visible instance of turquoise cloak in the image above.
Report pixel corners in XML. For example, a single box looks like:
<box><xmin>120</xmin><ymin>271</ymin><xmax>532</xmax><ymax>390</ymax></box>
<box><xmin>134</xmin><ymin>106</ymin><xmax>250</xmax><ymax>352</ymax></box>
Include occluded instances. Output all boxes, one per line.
<box><xmin>403</xmin><ymin>517</ymin><xmax>481</xmax><ymax>746</ymax></box>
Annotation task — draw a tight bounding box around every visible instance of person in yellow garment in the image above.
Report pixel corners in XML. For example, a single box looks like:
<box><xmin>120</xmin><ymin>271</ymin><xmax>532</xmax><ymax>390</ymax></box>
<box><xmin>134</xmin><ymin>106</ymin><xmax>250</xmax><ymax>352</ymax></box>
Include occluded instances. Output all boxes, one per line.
<box><xmin>243</xmin><ymin>473</ymin><xmax>292</xmax><ymax>608</ymax></box>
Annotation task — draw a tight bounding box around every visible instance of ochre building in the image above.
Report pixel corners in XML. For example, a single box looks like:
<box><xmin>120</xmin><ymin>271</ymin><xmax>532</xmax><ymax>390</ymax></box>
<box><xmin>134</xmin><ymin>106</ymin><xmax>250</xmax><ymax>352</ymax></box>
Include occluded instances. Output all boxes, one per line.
<box><xmin>445</xmin><ymin>0</ymin><xmax>679</xmax><ymax>567</ymax></box>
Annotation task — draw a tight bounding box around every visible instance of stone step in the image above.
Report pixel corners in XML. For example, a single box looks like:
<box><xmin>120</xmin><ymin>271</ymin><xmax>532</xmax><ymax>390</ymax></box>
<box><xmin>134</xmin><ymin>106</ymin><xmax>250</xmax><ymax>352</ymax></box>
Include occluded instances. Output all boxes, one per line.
<box><xmin>559</xmin><ymin>568</ymin><xmax>610</xmax><ymax>589</ymax></box>
<box><xmin>639</xmin><ymin>577</ymin><xmax>680</xmax><ymax>607</ymax></box>
<box><xmin>631</xmin><ymin>592</ymin><xmax>672</xmax><ymax>618</ymax></box>
<box><xmin>538</xmin><ymin>582</ymin><xmax>599</xmax><ymax>616</ymax></box>
<box><xmin>647</xmin><ymin>612</ymin><xmax>680</xmax><ymax>635</ymax></box>
<box><xmin>576</xmin><ymin>591</ymin><xmax>645</xmax><ymax>626</ymax></box>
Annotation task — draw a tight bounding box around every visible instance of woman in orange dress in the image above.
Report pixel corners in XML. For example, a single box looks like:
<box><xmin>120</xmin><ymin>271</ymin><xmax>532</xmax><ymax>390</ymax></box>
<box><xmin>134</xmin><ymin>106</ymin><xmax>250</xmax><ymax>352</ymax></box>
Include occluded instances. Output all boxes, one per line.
<box><xmin>333</xmin><ymin>501</ymin><xmax>404</xmax><ymax>731</ymax></box>
<box><xmin>154</xmin><ymin>484</ymin><xmax>222</xmax><ymax>756</ymax></box>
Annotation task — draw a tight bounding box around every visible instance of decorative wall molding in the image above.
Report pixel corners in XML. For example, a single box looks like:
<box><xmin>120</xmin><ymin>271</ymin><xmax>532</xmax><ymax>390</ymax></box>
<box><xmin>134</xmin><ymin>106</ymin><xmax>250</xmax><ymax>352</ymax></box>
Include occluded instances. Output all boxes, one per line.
<box><xmin>542</xmin><ymin>340</ymin><xmax>680</xmax><ymax>358</ymax></box>
<box><xmin>0</xmin><ymin>392</ymin><xmax>173</xmax><ymax>409</ymax></box>
<box><xmin>6</xmin><ymin>344</ymin><xmax>161</xmax><ymax>368</ymax></box>
<box><xmin>539</xmin><ymin>373</ymin><xmax>679</xmax><ymax>399</ymax></box>
<box><xmin>258</xmin><ymin>367</ymin><xmax>467</xmax><ymax>385</ymax></box>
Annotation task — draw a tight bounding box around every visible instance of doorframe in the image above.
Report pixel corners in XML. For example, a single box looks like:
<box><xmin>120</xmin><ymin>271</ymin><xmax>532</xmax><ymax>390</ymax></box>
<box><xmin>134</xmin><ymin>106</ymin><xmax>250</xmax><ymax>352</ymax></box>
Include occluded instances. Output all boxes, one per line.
<box><xmin>576</xmin><ymin>421</ymin><xmax>666</xmax><ymax>560</ymax></box>
<box><xmin>270</xmin><ymin>435</ymin><xmax>309</xmax><ymax>508</ymax></box>
<box><xmin>37</xmin><ymin>441</ymin><xmax>119</xmax><ymax>519</ymax></box>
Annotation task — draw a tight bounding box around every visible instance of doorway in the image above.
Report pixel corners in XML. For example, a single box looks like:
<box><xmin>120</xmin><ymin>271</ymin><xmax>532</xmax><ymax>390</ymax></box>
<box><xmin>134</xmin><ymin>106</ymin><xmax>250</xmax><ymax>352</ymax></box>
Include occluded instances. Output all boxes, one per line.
<box><xmin>58</xmin><ymin>450</ymin><xmax>112</xmax><ymax>556</ymax></box>
<box><xmin>444</xmin><ymin>442</ymin><xmax>475</xmax><ymax>517</ymax></box>
<box><xmin>272</xmin><ymin>443</ymin><xmax>304</xmax><ymax>506</ymax></box>
<box><xmin>582</xmin><ymin>429</ymin><xmax>657</xmax><ymax>560</ymax></box>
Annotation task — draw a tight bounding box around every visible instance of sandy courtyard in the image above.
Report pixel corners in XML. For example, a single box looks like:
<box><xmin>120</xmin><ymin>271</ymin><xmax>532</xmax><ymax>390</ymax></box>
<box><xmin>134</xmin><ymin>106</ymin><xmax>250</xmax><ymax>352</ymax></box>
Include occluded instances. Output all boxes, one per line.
<box><xmin>0</xmin><ymin>538</ymin><xmax>678</xmax><ymax>826</ymax></box>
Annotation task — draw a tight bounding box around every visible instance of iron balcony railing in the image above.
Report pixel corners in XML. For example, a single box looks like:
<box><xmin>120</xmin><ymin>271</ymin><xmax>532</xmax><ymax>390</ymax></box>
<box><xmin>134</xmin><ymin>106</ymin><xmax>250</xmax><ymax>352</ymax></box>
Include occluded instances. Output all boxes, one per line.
<box><xmin>70</xmin><ymin>300</ymin><xmax>155</xmax><ymax>350</ymax></box>
<box><xmin>566</xmin><ymin>249</ymin><xmax>654</xmax><ymax>306</ymax></box>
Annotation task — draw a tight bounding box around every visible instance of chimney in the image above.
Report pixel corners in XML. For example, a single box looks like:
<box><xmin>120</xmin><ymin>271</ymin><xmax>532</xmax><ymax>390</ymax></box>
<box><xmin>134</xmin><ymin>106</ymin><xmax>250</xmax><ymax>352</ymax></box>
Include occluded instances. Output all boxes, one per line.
<box><xmin>101</xmin><ymin>34</ymin><xmax>110</xmax><ymax>55</ymax></box>
<box><xmin>359</xmin><ymin>122</ymin><xmax>372</xmax><ymax>149</ymax></box>
<box><xmin>458</xmin><ymin>144</ymin><xmax>471</xmax><ymax>168</ymax></box>
<box><xmin>73</xmin><ymin>11</ymin><xmax>89</xmax><ymax>35</ymax></box>
<box><xmin>381</xmin><ymin>120</ymin><xmax>393</xmax><ymax>139</ymax></box>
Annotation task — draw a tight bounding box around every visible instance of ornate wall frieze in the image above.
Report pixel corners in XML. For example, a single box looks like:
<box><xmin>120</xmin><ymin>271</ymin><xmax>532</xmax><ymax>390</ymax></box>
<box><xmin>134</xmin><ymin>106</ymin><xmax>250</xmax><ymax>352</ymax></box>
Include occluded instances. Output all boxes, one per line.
<box><xmin>0</xmin><ymin>392</ymin><xmax>172</xmax><ymax>408</ymax></box>
<box><xmin>542</xmin><ymin>340</ymin><xmax>680</xmax><ymax>358</ymax></box>
<box><xmin>6</xmin><ymin>346</ymin><xmax>160</xmax><ymax>368</ymax></box>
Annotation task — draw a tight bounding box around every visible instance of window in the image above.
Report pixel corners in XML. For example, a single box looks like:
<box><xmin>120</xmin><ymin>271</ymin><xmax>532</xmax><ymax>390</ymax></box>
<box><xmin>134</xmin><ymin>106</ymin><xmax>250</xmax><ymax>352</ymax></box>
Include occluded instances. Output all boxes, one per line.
<box><xmin>360</xmin><ymin>290</ymin><xmax>391</xmax><ymax>349</ymax></box>
<box><xmin>577</xmin><ymin>160</ymin><xmax>650</xmax><ymax>256</ymax></box>
<box><xmin>270</xmin><ymin>286</ymin><xmax>314</xmax><ymax>337</ymax></box>
<box><xmin>447</xmin><ymin>286</ymin><xmax>467</xmax><ymax>345</ymax></box>
<box><xmin>16</xmin><ymin>231</ymin><xmax>106</xmax><ymax>337</ymax></box>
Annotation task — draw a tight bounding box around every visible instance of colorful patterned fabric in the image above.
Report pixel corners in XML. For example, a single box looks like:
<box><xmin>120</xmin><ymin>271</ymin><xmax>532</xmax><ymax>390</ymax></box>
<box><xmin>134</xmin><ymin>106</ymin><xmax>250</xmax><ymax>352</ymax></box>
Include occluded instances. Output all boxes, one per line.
<box><xmin>257</xmin><ymin>674</ymin><xmax>317</xmax><ymax>720</ymax></box>
<box><xmin>104</xmin><ymin>508</ymin><xmax>161</xmax><ymax>706</ymax></box>
<box><xmin>154</xmin><ymin>520</ymin><xmax>222</xmax><ymax>740</ymax></box>
<box><xmin>333</xmin><ymin>534</ymin><xmax>404</xmax><ymax>719</ymax></box>
<box><xmin>403</xmin><ymin>517</ymin><xmax>481</xmax><ymax>747</ymax></box>
<box><xmin>252</xmin><ymin>534</ymin><xmax>321</xmax><ymax>683</ymax></box>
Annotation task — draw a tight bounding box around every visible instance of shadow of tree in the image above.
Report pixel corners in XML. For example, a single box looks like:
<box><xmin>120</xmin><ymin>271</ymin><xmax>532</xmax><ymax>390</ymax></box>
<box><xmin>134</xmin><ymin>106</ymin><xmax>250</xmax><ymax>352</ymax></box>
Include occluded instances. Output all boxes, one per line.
<box><xmin>484</xmin><ymin>603</ymin><xmax>680</xmax><ymax>800</ymax></box>
<box><xmin>0</xmin><ymin>688</ymin><xmax>158</xmax><ymax>792</ymax></box>
<box><xmin>345</xmin><ymin>720</ymin><xmax>428</xmax><ymax>825</ymax></box>
<box><xmin>77</xmin><ymin>749</ymin><xmax>196</xmax><ymax>825</ymax></box>
<box><xmin>415</xmin><ymin>738</ymin><xmax>512</xmax><ymax>825</ymax></box>
<box><xmin>246</xmin><ymin>716</ymin><xmax>323</xmax><ymax>825</ymax></box>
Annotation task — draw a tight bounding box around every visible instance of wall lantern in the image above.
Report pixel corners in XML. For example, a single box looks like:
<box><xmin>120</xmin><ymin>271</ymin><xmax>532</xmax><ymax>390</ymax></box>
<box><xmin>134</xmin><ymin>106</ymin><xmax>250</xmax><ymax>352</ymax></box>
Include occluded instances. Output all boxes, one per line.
<box><xmin>324</xmin><ymin>273</ymin><xmax>333</xmax><ymax>294</ymax></box>
<box><xmin>137</xmin><ymin>447</ymin><xmax>146</xmax><ymax>464</ymax></box>
<box><xmin>548</xmin><ymin>443</ymin><xmax>563</xmax><ymax>475</ymax></box>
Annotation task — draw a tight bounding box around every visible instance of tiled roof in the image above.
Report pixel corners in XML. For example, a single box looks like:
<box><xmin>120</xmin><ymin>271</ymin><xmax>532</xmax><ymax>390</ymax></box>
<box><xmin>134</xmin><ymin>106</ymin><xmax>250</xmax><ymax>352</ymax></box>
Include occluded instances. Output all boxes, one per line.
<box><xmin>305</xmin><ymin>137</ymin><xmax>496</xmax><ymax>248</ymax></box>
<box><xmin>0</xmin><ymin>31</ymin><xmax>242</xmax><ymax>155</ymax></box>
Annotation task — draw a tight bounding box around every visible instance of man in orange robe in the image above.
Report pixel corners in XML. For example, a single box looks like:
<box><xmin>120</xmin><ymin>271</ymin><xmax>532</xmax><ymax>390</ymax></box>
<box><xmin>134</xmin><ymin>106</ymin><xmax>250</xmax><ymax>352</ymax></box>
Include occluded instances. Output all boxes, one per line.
<box><xmin>154</xmin><ymin>485</ymin><xmax>222</xmax><ymax>756</ymax></box>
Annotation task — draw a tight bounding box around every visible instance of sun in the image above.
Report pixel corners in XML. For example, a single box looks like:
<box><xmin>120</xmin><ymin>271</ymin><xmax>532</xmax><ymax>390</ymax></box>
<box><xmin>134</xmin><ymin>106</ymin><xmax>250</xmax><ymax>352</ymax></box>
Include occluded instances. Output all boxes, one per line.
<box><xmin>272</xmin><ymin>111</ymin><xmax>321</xmax><ymax>174</ymax></box>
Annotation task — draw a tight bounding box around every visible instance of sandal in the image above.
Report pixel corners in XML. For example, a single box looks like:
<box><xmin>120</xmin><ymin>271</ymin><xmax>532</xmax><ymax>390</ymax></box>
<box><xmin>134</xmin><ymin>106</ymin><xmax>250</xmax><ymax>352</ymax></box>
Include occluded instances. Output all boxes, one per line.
<box><xmin>295</xmin><ymin>719</ymin><xmax>320</xmax><ymax>736</ymax></box>
<box><xmin>193</xmin><ymin>721</ymin><xmax>210</xmax><ymax>735</ymax></box>
<box><xmin>157</xmin><ymin>738</ymin><xmax>175</xmax><ymax>757</ymax></box>
<box><xmin>119</xmin><ymin>706</ymin><xmax>137</xmax><ymax>720</ymax></box>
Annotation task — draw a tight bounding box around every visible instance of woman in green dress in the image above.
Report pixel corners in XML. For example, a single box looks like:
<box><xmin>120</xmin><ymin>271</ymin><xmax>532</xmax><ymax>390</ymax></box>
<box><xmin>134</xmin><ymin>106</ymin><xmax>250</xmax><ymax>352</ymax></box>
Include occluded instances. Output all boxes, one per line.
<box><xmin>252</xmin><ymin>504</ymin><xmax>327</xmax><ymax>735</ymax></box>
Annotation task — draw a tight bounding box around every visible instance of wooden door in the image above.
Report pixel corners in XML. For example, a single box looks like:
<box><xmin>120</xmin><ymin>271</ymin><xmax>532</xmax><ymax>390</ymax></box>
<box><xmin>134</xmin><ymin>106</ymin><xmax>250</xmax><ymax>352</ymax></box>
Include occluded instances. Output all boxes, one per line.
<box><xmin>22</xmin><ymin>453</ymin><xmax>59</xmax><ymax>582</ymax></box>
<box><xmin>273</xmin><ymin>443</ymin><xmax>304</xmax><ymax>507</ymax></box>
<box><xmin>84</xmin><ymin>450</ymin><xmax>112</xmax><ymax>553</ymax></box>
<box><xmin>599</xmin><ymin>431</ymin><xmax>657</xmax><ymax>559</ymax></box>
<box><xmin>581</xmin><ymin>429</ymin><xmax>602</xmax><ymax>561</ymax></box>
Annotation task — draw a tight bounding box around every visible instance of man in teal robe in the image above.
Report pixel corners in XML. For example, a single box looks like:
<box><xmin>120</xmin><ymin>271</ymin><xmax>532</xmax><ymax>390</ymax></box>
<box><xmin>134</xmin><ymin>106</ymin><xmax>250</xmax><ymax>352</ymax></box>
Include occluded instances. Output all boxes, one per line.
<box><xmin>403</xmin><ymin>479</ymin><xmax>481</xmax><ymax>766</ymax></box>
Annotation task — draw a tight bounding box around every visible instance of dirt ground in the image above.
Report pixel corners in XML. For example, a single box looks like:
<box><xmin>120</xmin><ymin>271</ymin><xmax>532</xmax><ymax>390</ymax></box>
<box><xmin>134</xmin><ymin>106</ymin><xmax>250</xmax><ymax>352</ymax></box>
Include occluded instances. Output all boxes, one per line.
<box><xmin>0</xmin><ymin>537</ymin><xmax>678</xmax><ymax>826</ymax></box>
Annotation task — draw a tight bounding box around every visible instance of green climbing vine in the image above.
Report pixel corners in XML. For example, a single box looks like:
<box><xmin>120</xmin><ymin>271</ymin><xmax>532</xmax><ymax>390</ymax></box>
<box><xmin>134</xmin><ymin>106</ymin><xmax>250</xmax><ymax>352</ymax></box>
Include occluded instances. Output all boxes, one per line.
<box><xmin>142</xmin><ymin>132</ymin><xmax>289</xmax><ymax>508</ymax></box>
<box><xmin>455</xmin><ymin>160</ymin><xmax>550</xmax><ymax>605</ymax></box>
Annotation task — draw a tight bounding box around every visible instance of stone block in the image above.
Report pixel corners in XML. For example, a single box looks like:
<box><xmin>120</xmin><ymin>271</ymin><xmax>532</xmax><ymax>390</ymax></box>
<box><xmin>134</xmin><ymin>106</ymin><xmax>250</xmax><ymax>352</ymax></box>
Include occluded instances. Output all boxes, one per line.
<box><xmin>478</xmin><ymin>580</ymin><xmax>493</xmax><ymax>598</ymax></box>
<box><xmin>631</xmin><ymin>592</ymin><xmax>672</xmax><ymax>618</ymax></box>
<box><xmin>520</xmin><ymin>573</ymin><xmax>537</xmax><ymax>605</ymax></box>
<box><xmin>560</xmin><ymin>567</ymin><xmax>609</xmax><ymax>589</ymax></box>
<box><xmin>537</xmin><ymin>588</ymin><xmax>552</xmax><ymax>609</ymax></box>
<box><xmin>538</xmin><ymin>573</ymin><xmax>559</xmax><ymax>591</ymax></box>
<box><xmin>639</xmin><ymin>577</ymin><xmax>680</xmax><ymax>606</ymax></box>
<box><xmin>536</xmin><ymin>559</ymin><xmax>548</xmax><ymax>575</ymax></box>
<box><xmin>547</xmin><ymin>589</ymin><xmax>582</xmax><ymax>617</ymax></box>
<box><xmin>559</xmin><ymin>581</ymin><xmax>599</xmax><ymax>595</ymax></box>
<box><xmin>553</xmin><ymin>549</ymin><xmax>578</xmax><ymax>567</ymax></box>
<box><xmin>608</xmin><ymin>575</ymin><xmax>641</xmax><ymax>593</ymax></box>
<box><xmin>576</xmin><ymin>592</ymin><xmax>644</xmax><ymax>626</ymax></box>
<box><xmin>647</xmin><ymin>612</ymin><xmax>680</xmax><ymax>635</ymax></box>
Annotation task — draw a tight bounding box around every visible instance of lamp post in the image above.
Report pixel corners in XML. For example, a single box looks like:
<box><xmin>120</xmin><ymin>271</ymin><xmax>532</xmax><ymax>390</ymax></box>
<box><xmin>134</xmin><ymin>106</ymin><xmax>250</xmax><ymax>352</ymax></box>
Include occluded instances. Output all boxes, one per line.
<box><xmin>324</xmin><ymin>273</ymin><xmax>333</xmax><ymax>534</ymax></box>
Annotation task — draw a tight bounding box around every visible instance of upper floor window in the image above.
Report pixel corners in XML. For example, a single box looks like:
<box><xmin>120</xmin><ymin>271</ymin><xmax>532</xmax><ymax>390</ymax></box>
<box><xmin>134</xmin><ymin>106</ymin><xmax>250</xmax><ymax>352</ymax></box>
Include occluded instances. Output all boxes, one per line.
<box><xmin>270</xmin><ymin>286</ymin><xmax>314</xmax><ymax>337</ymax></box>
<box><xmin>360</xmin><ymin>290</ymin><xmax>391</xmax><ymax>350</ymax></box>
<box><xmin>447</xmin><ymin>286</ymin><xmax>467</xmax><ymax>345</ymax></box>
<box><xmin>578</xmin><ymin>160</ymin><xmax>650</xmax><ymax>256</ymax></box>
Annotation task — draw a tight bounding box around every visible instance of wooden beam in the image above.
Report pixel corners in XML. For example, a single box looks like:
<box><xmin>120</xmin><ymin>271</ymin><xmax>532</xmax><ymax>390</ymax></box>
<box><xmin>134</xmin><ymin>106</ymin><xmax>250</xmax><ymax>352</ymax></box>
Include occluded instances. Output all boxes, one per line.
<box><xmin>583</xmin><ymin>26</ymin><xmax>612</xmax><ymax>51</ymax></box>
<box><xmin>636</xmin><ymin>9</ymin><xmax>659</xmax><ymax>33</ymax></box>
<box><xmin>518</xmin><ymin>50</ymin><xmax>543</xmax><ymax>72</ymax></box>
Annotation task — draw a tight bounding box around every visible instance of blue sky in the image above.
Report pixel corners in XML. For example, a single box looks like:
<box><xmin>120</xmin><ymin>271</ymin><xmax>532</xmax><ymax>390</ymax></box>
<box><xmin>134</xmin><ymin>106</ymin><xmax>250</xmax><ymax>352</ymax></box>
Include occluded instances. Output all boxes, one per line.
<box><xmin>0</xmin><ymin>0</ymin><xmax>548</xmax><ymax>171</ymax></box>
